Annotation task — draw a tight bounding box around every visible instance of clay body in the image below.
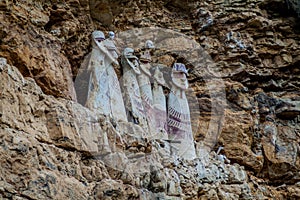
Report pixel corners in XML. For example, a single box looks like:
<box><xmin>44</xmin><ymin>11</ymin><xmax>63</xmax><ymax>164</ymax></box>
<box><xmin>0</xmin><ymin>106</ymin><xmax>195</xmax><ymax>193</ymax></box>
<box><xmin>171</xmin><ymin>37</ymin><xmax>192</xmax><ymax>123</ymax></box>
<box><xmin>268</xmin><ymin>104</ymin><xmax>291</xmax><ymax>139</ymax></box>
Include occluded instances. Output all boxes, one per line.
<box><xmin>167</xmin><ymin>63</ymin><xmax>196</xmax><ymax>160</ymax></box>
<box><xmin>152</xmin><ymin>66</ymin><xmax>168</xmax><ymax>139</ymax></box>
<box><xmin>121</xmin><ymin>48</ymin><xmax>149</xmax><ymax>132</ymax></box>
<box><xmin>83</xmin><ymin>31</ymin><xmax>127</xmax><ymax>122</ymax></box>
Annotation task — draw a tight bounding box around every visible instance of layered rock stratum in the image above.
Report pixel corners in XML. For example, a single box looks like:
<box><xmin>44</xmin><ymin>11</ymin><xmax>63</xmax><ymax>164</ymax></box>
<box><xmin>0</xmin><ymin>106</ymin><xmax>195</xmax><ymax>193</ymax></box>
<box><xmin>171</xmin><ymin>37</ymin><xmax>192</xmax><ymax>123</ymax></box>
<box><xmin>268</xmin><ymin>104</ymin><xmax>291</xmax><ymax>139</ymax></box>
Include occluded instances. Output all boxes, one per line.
<box><xmin>1</xmin><ymin>0</ymin><xmax>300</xmax><ymax>199</ymax></box>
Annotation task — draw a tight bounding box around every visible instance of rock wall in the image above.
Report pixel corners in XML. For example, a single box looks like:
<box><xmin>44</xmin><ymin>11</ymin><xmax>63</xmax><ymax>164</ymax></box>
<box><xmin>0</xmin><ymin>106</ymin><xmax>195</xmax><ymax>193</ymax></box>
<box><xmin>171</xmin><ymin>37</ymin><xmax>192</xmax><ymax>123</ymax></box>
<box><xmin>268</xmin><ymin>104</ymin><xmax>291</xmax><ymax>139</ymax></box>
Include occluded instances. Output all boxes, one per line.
<box><xmin>1</xmin><ymin>0</ymin><xmax>300</xmax><ymax>199</ymax></box>
<box><xmin>0</xmin><ymin>59</ymin><xmax>250</xmax><ymax>199</ymax></box>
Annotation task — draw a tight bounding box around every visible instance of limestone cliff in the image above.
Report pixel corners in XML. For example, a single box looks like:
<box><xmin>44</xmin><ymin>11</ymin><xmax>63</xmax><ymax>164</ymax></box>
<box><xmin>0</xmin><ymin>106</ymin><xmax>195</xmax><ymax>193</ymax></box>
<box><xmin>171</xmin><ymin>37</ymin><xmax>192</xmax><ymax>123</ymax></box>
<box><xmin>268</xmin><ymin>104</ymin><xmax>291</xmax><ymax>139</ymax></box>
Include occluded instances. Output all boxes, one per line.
<box><xmin>1</xmin><ymin>0</ymin><xmax>300</xmax><ymax>199</ymax></box>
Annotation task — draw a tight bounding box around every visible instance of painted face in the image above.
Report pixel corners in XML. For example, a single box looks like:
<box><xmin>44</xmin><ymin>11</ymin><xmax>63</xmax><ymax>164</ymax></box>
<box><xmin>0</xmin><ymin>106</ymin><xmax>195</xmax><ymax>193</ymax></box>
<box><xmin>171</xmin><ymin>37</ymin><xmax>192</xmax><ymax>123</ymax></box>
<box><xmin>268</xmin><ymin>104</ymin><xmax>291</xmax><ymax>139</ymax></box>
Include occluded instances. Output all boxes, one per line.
<box><xmin>123</xmin><ymin>48</ymin><xmax>134</xmax><ymax>57</ymax></box>
<box><xmin>139</xmin><ymin>51</ymin><xmax>152</xmax><ymax>76</ymax></box>
<box><xmin>123</xmin><ymin>48</ymin><xmax>141</xmax><ymax>74</ymax></box>
<box><xmin>95</xmin><ymin>37</ymin><xmax>105</xmax><ymax>43</ymax></box>
<box><xmin>171</xmin><ymin>71</ymin><xmax>188</xmax><ymax>90</ymax></box>
<box><xmin>140</xmin><ymin>51</ymin><xmax>151</xmax><ymax>62</ymax></box>
<box><xmin>153</xmin><ymin>67</ymin><xmax>166</xmax><ymax>85</ymax></box>
<box><xmin>128</xmin><ymin>58</ymin><xmax>141</xmax><ymax>74</ymax></box>
<box><xmin>92</xmin><ymin>31</ymin><xmax>105</xmax><ymax>43</ymax></box>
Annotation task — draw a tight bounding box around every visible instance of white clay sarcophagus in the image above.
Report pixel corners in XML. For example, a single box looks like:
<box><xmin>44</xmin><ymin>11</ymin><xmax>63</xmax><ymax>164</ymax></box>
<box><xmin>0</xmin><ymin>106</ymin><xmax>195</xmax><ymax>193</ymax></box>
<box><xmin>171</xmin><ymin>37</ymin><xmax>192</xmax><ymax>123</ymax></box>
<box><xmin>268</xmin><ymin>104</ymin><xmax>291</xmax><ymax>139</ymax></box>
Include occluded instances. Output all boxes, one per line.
<box><xmin>121</xmin><ymin>48</ymin><xmax>149</xmax><ymax>133</ymax></box>
<box><xmin>167</xmin><ymin>63</ymin><xmax>196</xmax><ymax>160</ymax></box>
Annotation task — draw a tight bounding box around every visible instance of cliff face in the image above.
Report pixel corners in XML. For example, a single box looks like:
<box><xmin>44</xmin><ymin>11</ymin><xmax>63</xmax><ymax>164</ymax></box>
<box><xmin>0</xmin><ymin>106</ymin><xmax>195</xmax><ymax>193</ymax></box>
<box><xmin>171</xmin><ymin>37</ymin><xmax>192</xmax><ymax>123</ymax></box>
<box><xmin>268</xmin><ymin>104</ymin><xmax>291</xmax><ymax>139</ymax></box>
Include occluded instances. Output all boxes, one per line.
<box><xmin>1</xmin><ymin>0</ymin><xmax>300</xmax><ymax>199</ymax></box>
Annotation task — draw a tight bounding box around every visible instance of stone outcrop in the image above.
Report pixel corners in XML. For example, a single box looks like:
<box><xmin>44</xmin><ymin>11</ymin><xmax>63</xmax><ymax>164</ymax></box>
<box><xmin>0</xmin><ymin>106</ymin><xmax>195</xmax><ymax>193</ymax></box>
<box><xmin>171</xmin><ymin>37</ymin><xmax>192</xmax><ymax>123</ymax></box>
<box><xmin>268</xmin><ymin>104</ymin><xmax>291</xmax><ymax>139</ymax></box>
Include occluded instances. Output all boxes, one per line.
<box><xmin>0</xmin><ymin>59</ymin><xmax>250</xmax><ymax>199</ymax></box>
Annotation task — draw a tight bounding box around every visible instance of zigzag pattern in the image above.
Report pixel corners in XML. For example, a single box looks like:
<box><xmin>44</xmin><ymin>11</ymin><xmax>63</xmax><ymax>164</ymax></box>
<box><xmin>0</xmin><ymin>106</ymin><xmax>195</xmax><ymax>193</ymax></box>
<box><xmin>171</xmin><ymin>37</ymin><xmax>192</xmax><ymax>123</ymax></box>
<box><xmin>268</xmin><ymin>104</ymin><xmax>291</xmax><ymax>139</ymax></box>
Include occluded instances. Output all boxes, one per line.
<box><xmin>168</xmin><ymin>106</ymin><xmax>190</xmax><ymax>121</ymax></box>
